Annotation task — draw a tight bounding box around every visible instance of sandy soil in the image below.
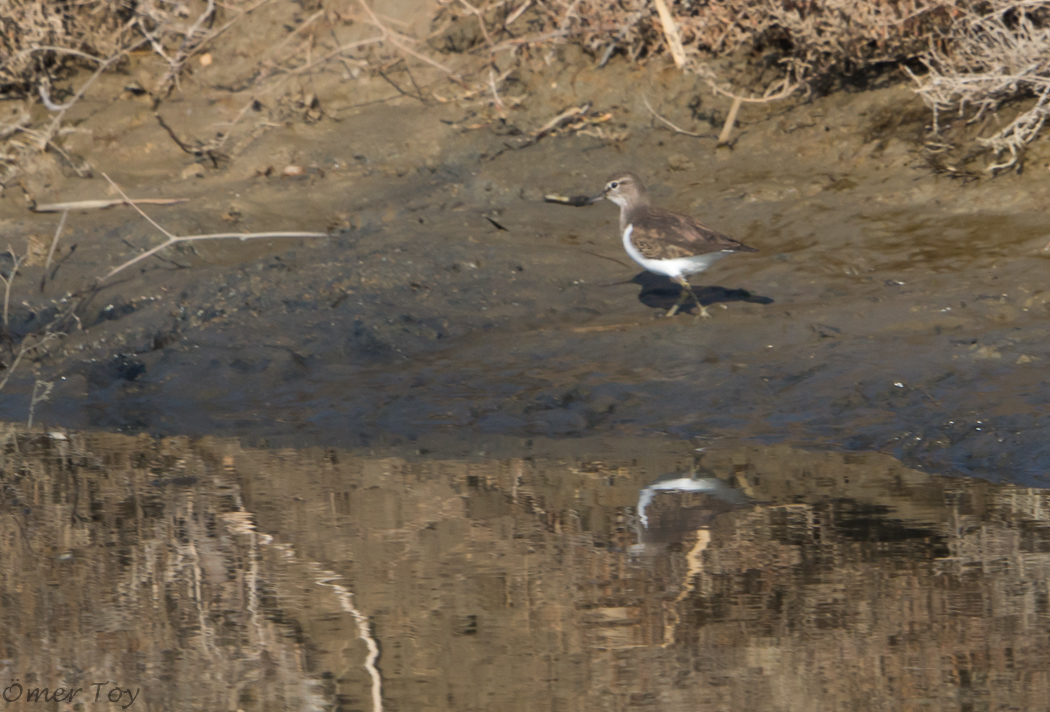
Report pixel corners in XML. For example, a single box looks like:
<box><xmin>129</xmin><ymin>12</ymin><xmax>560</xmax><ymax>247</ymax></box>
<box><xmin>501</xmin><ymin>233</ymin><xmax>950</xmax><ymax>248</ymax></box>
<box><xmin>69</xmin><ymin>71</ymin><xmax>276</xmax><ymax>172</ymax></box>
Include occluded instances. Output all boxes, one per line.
<box><xmin>1</xmin><ymin>1</ymin><xmax>1050</xmax><ymax>483</ymax></box>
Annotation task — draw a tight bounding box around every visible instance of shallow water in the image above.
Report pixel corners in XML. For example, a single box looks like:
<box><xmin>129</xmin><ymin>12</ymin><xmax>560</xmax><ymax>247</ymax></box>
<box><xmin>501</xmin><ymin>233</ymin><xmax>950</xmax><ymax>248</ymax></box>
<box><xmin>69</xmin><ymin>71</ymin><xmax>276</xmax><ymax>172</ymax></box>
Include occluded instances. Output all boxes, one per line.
<box><xmin>4</xmin><ymin>427</ymin><xmax>1050</xmax><ymax>711</ymax></box>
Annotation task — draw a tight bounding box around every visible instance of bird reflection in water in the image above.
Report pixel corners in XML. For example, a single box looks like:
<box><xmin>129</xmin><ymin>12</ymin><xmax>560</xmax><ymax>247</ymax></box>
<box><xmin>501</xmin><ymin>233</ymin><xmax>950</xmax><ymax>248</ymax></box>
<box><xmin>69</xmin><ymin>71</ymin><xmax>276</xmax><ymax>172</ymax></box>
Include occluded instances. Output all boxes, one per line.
<box><xmin>631</xmin><ymin>472</ymin><xmax>751</xmax><ymax>556</ymax></box>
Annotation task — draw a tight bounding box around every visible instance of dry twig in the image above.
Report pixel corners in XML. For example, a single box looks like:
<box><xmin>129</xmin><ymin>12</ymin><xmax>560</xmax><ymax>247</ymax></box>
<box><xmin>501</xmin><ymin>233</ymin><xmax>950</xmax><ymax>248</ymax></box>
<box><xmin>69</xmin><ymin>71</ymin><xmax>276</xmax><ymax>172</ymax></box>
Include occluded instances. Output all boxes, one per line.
<box><xmin>33</xmin><ymin>198</ymin><xmax>188</xmax><ymax>213</ymax></box>
<box><xmin>0</xmin><ymin>333</ymin><xmax>60</xmax><ymax>394</ymax></box>
<box><xmin>652</xmin><ymin>0</ymin><xmax>687</xmax><ymax>69</ymax></box>
<box><xmin>695</xmin><ymin>64</ymin><xmax>805</xmax><ymax>145</ymax></box>
<box><xmin>532</xmin><ymin>103</ymin><xmax>591</xmax><ymax>138</ymax></box>
<box><xmin>642</xmin><ymin>95</ymin><xmax>709</xmax><ymax>138</ymax></box>
<box><xmin>718</xmin><ymin>96</ymin><xmax>744</xmax><ymax>145</ymax></box>
<box><xmin>505</xmin><ymin>1</ymin><xmax>531</xmax><ymax>26</ymax></box>
<box><xmin>0</xmin><ymin>249</ymin><xmax>25</xmax><ymax>326</ymax></box>
<box><xmin>98</xmin><ymin>173</ymin><xmax>327</xmax><ymax>282</ymax></box>
<box><xmin>357</xmin><ymin>0</ymin><xmax>457</xmax><ymax>77</ymax></box>
<box><xmin>40</xmin><ymin>210</ymin><xmax>68</xmax><ymax>292</ymax></box>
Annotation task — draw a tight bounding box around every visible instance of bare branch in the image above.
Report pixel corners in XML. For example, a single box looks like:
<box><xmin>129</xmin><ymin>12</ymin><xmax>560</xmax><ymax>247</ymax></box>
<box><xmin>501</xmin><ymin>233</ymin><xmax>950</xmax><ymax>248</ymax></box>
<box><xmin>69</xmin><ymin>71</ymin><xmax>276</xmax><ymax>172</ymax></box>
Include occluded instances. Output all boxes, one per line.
<box><xmin>33</xmin><ymin>199</ymin><xmax>188</xmax><ymax>213</ymax></box>
<box><xmin>101</xmin><ymin>231</ymin><xmax>329</xmax><ymax>283</ymax></box>
<box><xmin>642</xmin><ymin>95</ymin><xmax>709</xmax><ymax>138</ymax></box>
<box><xmin>0</xmin><ymin>248</ymin><xmax>26</xmax><ymax>327</ymax></box>
<box><xmin>43</xmin><ymin>209</ymin><xmax>68</xmax><ymax>276</ymax></box>
<box><xmin>97</xmin><ymin>175</ymin><xmax>326</xmax><ymax>283</ymax></box>
<box><xmin>100</xmin><ymin>173</ymin><xmax>177</xmax><ymax>240</ymax></box>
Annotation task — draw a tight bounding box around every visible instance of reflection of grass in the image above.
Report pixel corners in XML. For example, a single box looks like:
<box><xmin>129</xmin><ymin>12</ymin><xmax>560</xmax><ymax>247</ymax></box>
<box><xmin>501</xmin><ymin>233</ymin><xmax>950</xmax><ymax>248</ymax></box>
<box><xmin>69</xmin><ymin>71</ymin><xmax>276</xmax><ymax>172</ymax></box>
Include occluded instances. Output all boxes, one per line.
<box><xmin>0</xmin><ymin>327</ymin><xmax>61</xmax><ymax>398</ymax></box>
<box><xmin>0</xmin><ymin>248</ymin><xmax>25</xmax><ymax>327</ymax></box>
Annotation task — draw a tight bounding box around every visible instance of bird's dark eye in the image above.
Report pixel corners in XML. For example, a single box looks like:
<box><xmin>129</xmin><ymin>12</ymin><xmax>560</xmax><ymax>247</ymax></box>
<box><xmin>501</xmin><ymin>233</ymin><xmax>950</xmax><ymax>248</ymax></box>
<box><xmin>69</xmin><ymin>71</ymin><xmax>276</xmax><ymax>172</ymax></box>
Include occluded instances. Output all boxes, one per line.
<box><xmin>610</xmin><ymin>181</ymin><xmax>619</xmax><ymax>189</ymax></box>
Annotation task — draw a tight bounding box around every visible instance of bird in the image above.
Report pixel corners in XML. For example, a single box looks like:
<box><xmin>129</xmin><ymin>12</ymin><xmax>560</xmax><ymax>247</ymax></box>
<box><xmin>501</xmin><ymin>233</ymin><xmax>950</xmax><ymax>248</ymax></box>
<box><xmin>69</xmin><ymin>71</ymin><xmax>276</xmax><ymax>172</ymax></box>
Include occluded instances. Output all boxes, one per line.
<box><xmin>596</xmin><ymin>171</ymin><xmax>757</xmax><ymax>318</ymax></box>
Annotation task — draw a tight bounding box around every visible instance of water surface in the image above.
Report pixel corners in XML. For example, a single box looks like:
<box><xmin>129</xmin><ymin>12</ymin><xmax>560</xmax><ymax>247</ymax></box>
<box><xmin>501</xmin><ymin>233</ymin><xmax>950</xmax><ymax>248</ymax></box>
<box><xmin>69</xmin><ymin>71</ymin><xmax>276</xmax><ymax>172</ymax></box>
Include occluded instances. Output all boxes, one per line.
<box><xmin>2</xmin><ymin>427</ymin><xmax>1048</xmax><ymax>711</ymax></box>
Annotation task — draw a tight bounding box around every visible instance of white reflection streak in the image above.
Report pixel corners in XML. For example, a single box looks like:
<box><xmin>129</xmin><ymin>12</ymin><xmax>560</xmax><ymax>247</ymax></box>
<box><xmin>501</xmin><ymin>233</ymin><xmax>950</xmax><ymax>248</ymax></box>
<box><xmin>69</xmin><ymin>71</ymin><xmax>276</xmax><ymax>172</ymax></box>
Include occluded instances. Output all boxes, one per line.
<box><xmin>663</xmin><ymin>530</ymin><xmax>710</xmax><ymax>647</ymax></box>
<box><xmin>222</xmin><ymin>513</ymin><xmax>384</xmax><ymax>712</ymax></box>
<box><xmin>636</xmin><ymin>477</ymin><xmax>725</xmax><ymax>528</ymax></box>
<box><xmin>271</xmin><ymin>545</ymin><xmax>384</xmax><ymax>712</ymax></box>
<box><xmin>313</xmin><ymin>567</ymin><xmax>384</xmax><ymax>712</ymax></box>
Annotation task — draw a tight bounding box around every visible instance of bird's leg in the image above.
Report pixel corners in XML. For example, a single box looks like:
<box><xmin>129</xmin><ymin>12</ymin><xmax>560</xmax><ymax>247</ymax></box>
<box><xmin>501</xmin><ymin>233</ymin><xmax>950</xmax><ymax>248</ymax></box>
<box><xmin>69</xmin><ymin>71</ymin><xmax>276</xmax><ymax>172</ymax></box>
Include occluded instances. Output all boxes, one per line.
<box><xmin>665</xmin><ymin>287</ymin><xmax>689</xmax><ymax>317</ymax></box>
<box><xmin>671</xmin><ymin>276</ymin><xmax>710</xmax><ymax>318</ymax></box>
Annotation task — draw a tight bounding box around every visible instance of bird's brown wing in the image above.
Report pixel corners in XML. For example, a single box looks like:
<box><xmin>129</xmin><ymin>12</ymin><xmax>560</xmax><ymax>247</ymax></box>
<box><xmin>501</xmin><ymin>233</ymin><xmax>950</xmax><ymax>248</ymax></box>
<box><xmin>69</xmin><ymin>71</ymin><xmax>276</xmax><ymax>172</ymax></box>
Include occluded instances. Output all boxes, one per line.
<box><xmin>629</xmin><ymin>206</ymin><xmax>757</xmax><ymax>260</ymax></box>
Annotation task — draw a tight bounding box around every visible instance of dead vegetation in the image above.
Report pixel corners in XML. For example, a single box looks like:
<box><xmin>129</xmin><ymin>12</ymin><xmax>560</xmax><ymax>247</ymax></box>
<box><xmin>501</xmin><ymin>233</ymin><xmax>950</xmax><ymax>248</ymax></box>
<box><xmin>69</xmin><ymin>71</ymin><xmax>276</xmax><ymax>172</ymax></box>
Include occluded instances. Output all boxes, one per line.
<box><xmin>434</xmin><ymin>0</ymin><xmax>1050</xmax><ymax>172</ymax></box>
<box><xmin>0</xmin><ymin>0</ymin><xmax>256</xmax><ymax>181</ymax></box>
<box><xmin>2</xmin><ymin>1</ymin><xmax>1050</xmax><ymax>179</ymax></box>
<box><xmin>435</xmin><ymin>0</ymin><xmax>955</xmax><ymax>75</ymax></box>
<box><xmin>0</xmin><ymin>0</ymin><xmax>263</xmax><ymax>100</ymax></box>
<box><xmin>910</xmin><ymin>0</ymin><xmax>1050</xmax><ymax>173</ymax></box>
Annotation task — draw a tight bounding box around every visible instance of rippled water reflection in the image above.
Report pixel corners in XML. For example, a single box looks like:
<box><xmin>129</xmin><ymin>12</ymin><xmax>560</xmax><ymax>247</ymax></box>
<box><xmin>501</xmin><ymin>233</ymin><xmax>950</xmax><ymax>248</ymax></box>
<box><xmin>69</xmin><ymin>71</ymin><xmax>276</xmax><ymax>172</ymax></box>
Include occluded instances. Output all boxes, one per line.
<box><xmin>1</xmin><ymin>426</ymin><xmax>1048</xmax><ymax>711</ymax></box>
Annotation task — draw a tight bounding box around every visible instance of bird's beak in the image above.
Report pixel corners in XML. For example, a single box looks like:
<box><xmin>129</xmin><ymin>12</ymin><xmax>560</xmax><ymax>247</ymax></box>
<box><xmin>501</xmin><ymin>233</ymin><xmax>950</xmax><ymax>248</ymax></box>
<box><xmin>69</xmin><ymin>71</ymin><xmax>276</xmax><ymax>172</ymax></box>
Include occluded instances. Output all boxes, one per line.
<box><xmin>588</xmin><ymin>192</ymin><xmax>606</xmax><ymax>204</ymax></box>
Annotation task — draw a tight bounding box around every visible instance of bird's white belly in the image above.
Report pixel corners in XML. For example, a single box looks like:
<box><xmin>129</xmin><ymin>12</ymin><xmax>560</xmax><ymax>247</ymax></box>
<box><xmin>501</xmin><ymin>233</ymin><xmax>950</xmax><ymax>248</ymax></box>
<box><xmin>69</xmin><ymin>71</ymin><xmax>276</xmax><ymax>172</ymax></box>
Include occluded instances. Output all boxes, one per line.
<box><xmin>622</xmin><ymin>224</ymin><xmax>729</xmax><ymax>278</ymax></box>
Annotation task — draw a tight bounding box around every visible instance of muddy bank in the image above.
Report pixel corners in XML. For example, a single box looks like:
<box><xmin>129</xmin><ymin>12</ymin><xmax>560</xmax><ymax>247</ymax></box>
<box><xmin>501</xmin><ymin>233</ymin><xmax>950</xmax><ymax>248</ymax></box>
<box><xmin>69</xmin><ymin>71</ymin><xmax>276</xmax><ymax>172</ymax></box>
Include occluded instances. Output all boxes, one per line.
<box><xmin>1</xmin><ymin>41</ymin><xmax>1050</xmax><ymax>482</ymax></box>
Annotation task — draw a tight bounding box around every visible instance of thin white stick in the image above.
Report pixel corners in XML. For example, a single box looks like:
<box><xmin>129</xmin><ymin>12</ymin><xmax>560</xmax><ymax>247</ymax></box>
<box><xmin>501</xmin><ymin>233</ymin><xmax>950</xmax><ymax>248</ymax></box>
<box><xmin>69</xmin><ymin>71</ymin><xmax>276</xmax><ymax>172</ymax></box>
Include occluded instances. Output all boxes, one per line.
<box><xmin>38</xmin><ymin>84</ymin><xmax>75</xmax><ymax>112</ymax></box>
<box><xmin>642</xmin><ymin>95</ymin><xmax>706</xmax><ymax>137</ymax></box>
<box><xmin>97</xmin><ymin>174</ymin><xmax>326</xmax><ymax>282</ymax></box>
<box><xmin>102</xmin><ymin>232</ymin><xmax>327</xmax><ymax>282</ymax></box>
<box><xmin>44</xmin><ymin>210</ymin><xmax>69</xmax><ymax>272</ymax></box>
<box><xmin>7</xmin><ymin>45</ymin><xmax>107</xmax><ymax>65</ymax></box>
<box><xmin>506</xmin><ymin>1</ymin><xmax>531</xmax><ymax>26</ymax></box>
<box><xmin>33</xmin><ymin>198</ymin><xmax>188</xmax><ymax>213</ymax></box>
<box><xmin>488</xmin><ymin>68</ymin><xmax>506</xmax><ymax>117</ymax></box>
<box><xmin>101</xmin><ymin>173</ymin><xmax>177</xmax><ymax>239</ymax></box>
<box><xmin>718</xmin><ymin>95</ymin><xmax>743</xmax><ymax>145</ymax></box>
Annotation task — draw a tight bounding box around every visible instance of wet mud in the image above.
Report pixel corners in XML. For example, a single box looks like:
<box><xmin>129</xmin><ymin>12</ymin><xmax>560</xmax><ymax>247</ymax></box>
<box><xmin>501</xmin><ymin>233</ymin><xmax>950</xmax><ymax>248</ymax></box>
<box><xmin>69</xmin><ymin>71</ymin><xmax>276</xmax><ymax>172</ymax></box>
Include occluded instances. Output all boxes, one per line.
<box><xmin>1</xmin><ymin>11</ymin><xmax>1049</xmax><ymax>484</ymax></box>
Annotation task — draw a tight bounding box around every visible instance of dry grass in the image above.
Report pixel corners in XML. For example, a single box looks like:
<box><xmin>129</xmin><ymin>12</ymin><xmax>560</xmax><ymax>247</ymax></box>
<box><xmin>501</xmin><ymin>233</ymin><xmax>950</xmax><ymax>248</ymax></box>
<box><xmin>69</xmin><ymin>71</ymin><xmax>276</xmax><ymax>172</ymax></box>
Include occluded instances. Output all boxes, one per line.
<box><xmin>441</xmin><ymin>0</ymin><xmax>1050</xmax><ymax>171</ymax></box>
<box><xmin>437</xmin><ymin>0</ymin><xmax>958</xmax><ymax>76</ymax></box>
<box><xmin>0</xmin><ymin>1</ymin><xmax>127</xmax><ymax>98</ymax></box>
<box><xmin>0</xmin><ymin>0</ymin><xmax>250</xmax><ymax>100</ymax></box>
<box><xmin>0</xmin><ymin>0</ymin><xmax>263</xmax><ymax>182</ymax></box>
<box><xmin>909</xmin><ymin>0</ymin><xmax>1050</xmax><ymax>172</ymax></box>
<box><xmin>4</xmin><ymin>1</ymin><xmax>1050</xmax><ymax>177</ymax></box>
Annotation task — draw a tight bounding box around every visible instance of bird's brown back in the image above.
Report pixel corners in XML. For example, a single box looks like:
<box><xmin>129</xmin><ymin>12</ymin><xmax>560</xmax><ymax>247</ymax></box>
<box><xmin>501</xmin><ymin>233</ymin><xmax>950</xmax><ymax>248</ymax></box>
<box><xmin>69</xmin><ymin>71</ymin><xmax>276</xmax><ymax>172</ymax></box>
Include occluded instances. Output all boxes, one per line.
<box><xmin>625</xmin><ymin>205</ymin><xmax>757</xmax><ymax>260</ymax></box>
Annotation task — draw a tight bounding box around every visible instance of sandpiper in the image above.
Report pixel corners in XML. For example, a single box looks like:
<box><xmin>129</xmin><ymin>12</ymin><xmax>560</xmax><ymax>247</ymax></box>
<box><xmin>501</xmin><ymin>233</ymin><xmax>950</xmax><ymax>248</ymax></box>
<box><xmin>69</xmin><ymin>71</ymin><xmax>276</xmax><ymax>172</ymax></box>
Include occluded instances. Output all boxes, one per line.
<box><xmin>597</xmin><ymin>171</ymin><xmax>757</xmax><ymax>318</ymax></box>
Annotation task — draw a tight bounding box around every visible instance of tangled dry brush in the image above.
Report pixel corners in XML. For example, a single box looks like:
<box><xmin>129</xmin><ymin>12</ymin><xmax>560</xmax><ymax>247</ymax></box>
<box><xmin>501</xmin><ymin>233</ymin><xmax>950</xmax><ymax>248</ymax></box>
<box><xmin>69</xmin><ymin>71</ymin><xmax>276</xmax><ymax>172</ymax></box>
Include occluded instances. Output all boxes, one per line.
<box><xmin>3</xmin><ymin>0</ymin><xmax>1050</xmax><ymax>173</ymax></box>
<box><xmin>0</xmin><ymin>0</ymin><xmax>250</xmax><ymax>179</ymax></box>
<box><xmin>446</xmin><ymin>0</ymin><xmax>1050</xmax><ymax>172</ymax></box>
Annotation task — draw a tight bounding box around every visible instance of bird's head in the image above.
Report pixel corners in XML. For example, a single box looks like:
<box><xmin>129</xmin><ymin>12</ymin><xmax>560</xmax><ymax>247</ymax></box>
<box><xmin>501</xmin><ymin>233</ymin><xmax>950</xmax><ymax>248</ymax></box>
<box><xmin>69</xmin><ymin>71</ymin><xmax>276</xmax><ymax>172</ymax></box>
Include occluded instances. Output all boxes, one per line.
<box><xmin>599</xmin><ymin>172</ymin><xmax>646</xmax><ymax>208</ymax></box>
